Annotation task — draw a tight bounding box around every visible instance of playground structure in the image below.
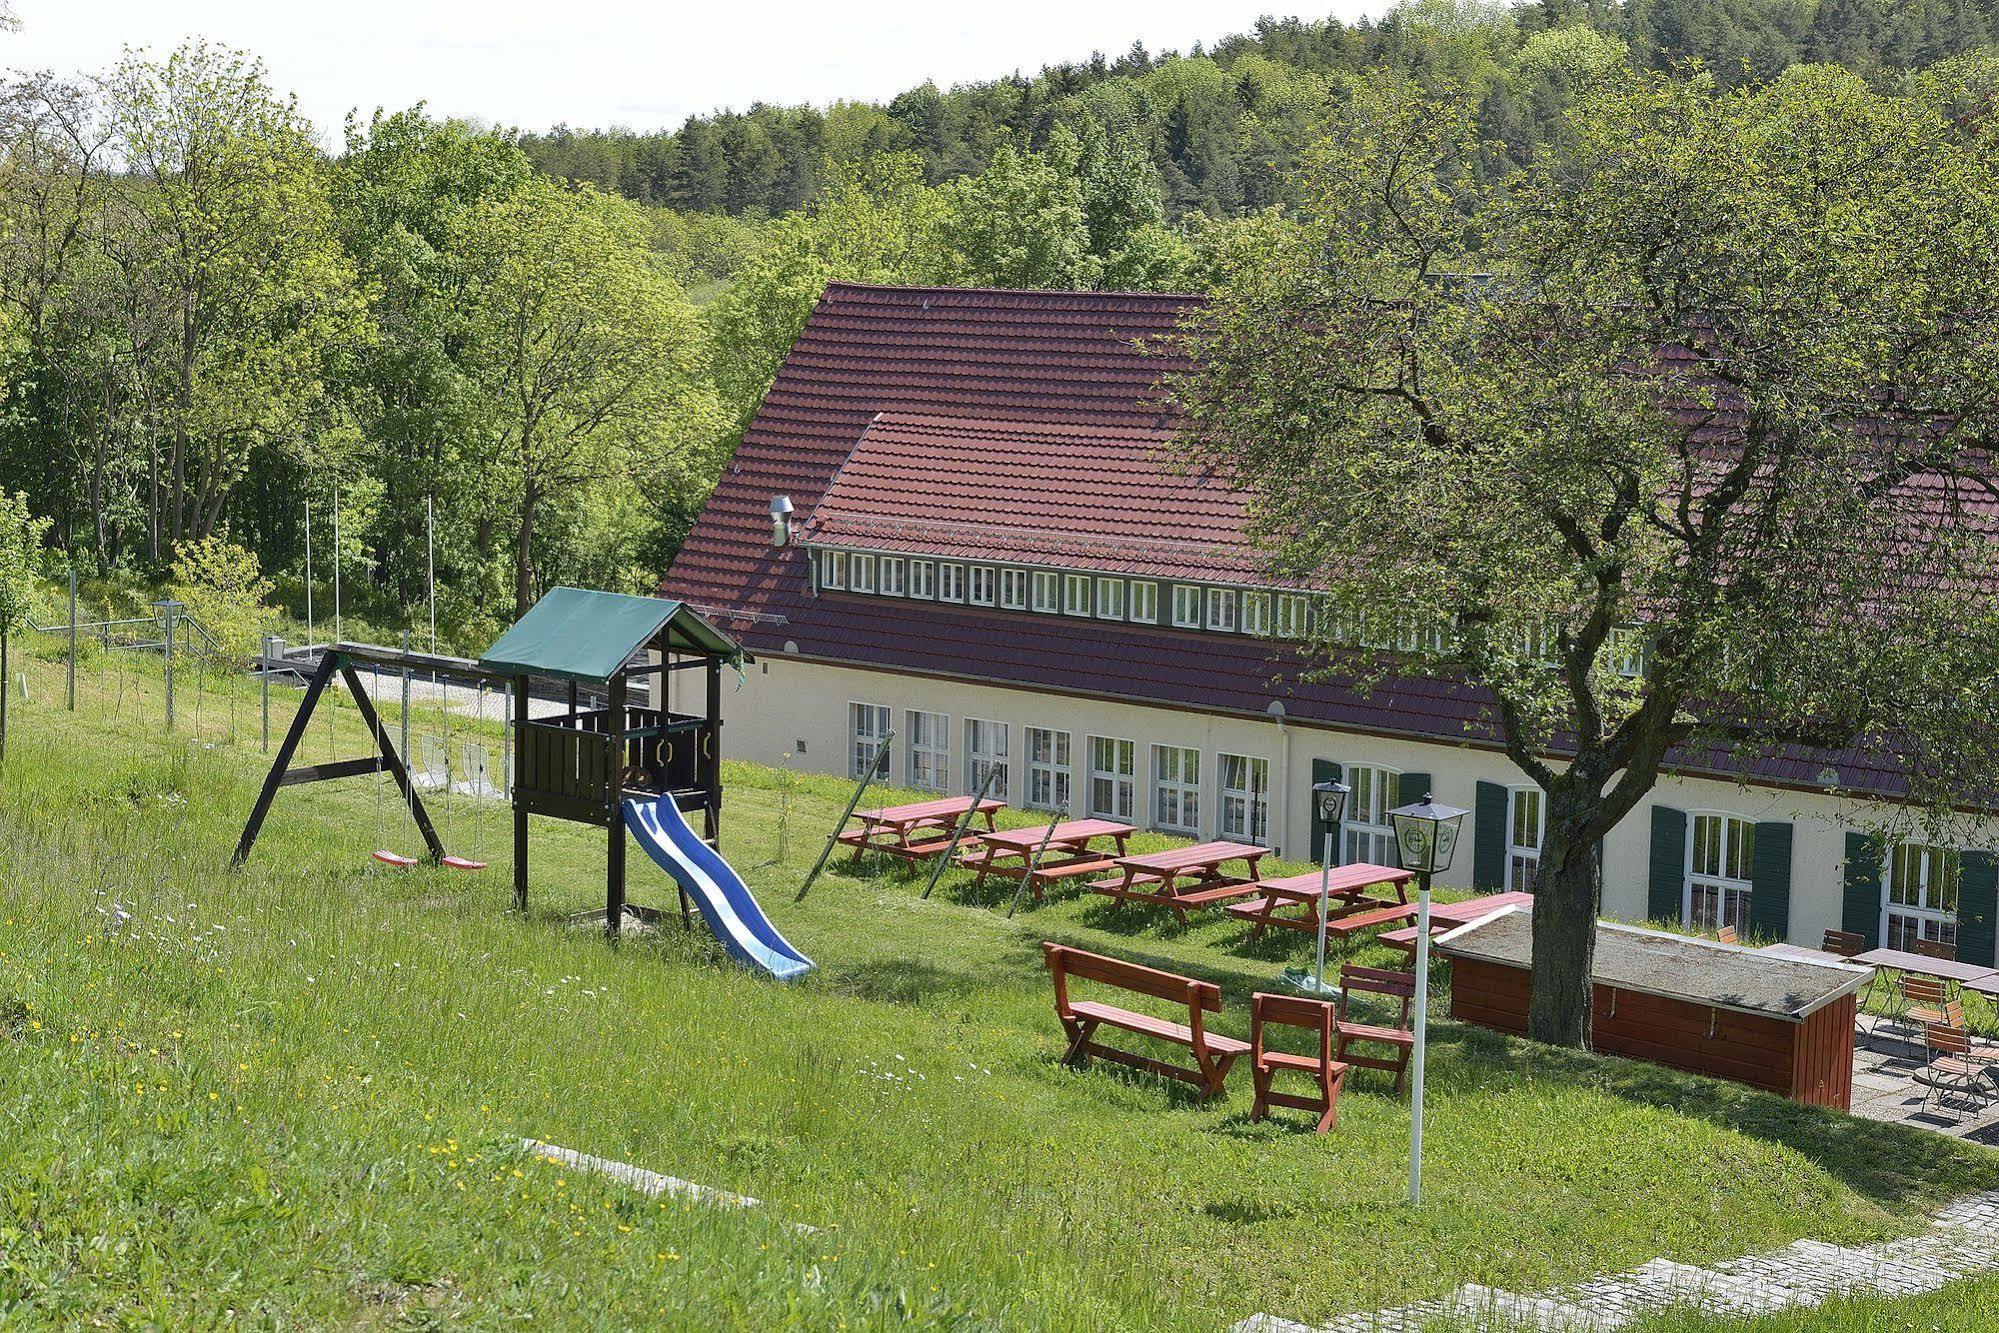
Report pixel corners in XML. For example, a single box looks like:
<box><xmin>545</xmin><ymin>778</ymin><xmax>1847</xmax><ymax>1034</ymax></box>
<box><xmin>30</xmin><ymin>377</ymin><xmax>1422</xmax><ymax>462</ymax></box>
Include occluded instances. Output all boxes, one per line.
<box><xmin>232</xmin><ymin>587</ymin><xmax>812</xmax><ymax>978</ymax></box>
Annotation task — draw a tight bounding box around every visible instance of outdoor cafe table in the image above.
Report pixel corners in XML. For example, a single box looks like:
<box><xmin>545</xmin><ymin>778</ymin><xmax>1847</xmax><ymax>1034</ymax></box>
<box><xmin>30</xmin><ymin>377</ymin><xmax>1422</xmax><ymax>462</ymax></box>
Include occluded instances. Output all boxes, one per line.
<box><xmin>1851</xmin><ymin>947</ymin><xmax>1999</xmax><ymax>1001</ymax></box>
<box><xmin>1089</xmin><ymin>841</ymin><xmax>1270</xmax><ymax>921</ymax></box>
<box><xmin>956</xmin><ymin>819</ymin><xmax>1135</xmax><ymax>901</ymax></box>
<box><xmin>1227</xmin><ymin>863</ymin><xmax>1416</xmax><ymax>941</ymax></box>
<box><xmin>837</xmin><ymin>796</ymin><xmax>1005</xmax><ymax>863</ymax></box>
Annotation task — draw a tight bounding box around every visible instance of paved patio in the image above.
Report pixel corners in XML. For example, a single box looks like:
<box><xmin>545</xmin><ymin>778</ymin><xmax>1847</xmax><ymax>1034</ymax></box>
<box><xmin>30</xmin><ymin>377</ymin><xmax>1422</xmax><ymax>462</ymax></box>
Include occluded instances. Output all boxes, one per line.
<box><xmin>1848</xmin><ymin>1024</ymin><xmax>1999</xmax><ymax>1145</ymax></box>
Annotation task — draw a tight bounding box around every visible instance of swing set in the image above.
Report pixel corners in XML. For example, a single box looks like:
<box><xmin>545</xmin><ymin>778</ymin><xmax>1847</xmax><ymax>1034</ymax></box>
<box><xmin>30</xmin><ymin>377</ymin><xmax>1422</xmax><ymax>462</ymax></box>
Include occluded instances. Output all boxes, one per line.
<box><xmin>231</xmin><ymin>587</ymin><xmax>744</xmax><ymax>941</ymax></box>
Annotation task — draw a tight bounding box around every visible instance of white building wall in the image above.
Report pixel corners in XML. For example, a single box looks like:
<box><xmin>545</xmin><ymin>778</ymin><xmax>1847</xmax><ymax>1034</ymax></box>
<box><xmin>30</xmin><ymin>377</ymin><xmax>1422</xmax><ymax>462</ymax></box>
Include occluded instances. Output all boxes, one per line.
<box><xmin>682</xmin><ymin>653</ymin><xmax>1990</xmax><ymax>948</ymax></box>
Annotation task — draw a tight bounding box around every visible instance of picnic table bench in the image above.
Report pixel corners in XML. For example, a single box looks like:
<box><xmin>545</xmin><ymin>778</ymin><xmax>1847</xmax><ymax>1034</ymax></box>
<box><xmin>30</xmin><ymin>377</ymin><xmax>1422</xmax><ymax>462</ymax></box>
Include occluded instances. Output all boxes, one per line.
<box><xmin>956</xmin><ymin>819</ymin><xmax>1134</xmax><ymax>901</ymax></box>
<box><xmin>1088</xmin><ymin>841</ymin><xmax>1270</xmax><ymax>922</ymax></box>
<box><xmin>836</xmin><ymin>796</ymin><xmax>1005</xmax><ymax>862</ymax></box>
<box><xmin>1043</xmin><ymin>942</ymin><xmax>1248</xmax><ymax>1100</ymax></box>
<box><xmin>1224</xmin><ymin>863</ymin><xmax>1415</xmax><ymax>941</ymax></box>
<box><xmin>1378</xmin><ymin>891</ymin><xmax>1536</xmax><ymax>955</ymax></box>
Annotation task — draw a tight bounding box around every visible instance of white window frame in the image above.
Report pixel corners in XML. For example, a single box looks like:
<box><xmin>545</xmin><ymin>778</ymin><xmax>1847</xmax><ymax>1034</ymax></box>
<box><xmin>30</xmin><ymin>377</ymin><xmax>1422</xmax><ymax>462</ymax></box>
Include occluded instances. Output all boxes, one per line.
<box><xmin>1150</xmin><ymin>744</ymin><xmax>1201</xmax><ymax>835</ymax></box>
<box><xmin>879</xmin><ymin>557</ymin><xmax>905</xmax><ymax>597</ymax></box>
<box><xmin>908</xmin><ymin>559</ymin><xmax>935</xmax><ymax>600</ymax></box>
<box><xmin>906</xmin><ymin>709</ymin><xmax>950</xmax><ymax>793</ymax></box>
<box><xmin>1128</xmin><ymin>581</ymin><xmax>1158</xmax><ymax>624</ymax></box>
<box><xmin>1031</xmin><ymin>571</ymin><xmax>1060</xmax><ymax>614</ymax></box>
<box><xmin>1087</xmin><ymin>735</ymin><xmax>1137</xmax><ymax>822</ymax></box>
<box><xmin>1025</xmin><ymin>726</ymin><xmax>1072</xmax><ymax>813</ymax></box>
<box><xmin>851</xmin><ymin>553</ymin><xmax>876</xmax><ymax>594</ymax></box>
<box><xmin>821</xmin><ymin>550</ymin><xmax>848</xmax><ymax>591</ymax></box>
<box><xmin>938</xmin><ymin>563</ymin><xmax>965</xmax><ymax>603</ymax></box>
<box><xmin>968</xmin><ymin>565</ymin><xmax>996</xmax><ymax>606</ymax></box>
<box><xmin>848</xmin><ymin>701</ymin><xmax>890</xmax><ymax>780</ymax></box>
<box><xmin>1275</xmin><ymin>594</ymin><xmax>1310</xmax><ymax>639</ymax></box>
<box><xmin>964</xmin><ymin>718</ymin><xmax>1009</xmax><ymax>801</ymax></box>
<box><xmin>1242</xmin><ymin>592</ymin><xmax>1272</xmax><ymax>637</ymax></box>
<box><xmin>1063</xmin><ymin>574</ymin><xmax>1091</xmax><ymax>617</ymax></box>
<box><xmin>1206</xmin><ymin>588</ymin><xmax>1238</xmax><ymax>632</ymax></box>
<box><xmin>1000</xmin><ymin>568</ymin><xmax>1028</xmax><ymax>610</ymax></box>
<box><xmin>1217</xmin><ymin>753</ymin><xmax>1270</xmax><ymax>844</ymax></box>
<box><xmin>1096</xmin><ymin>578</ymin><xmax>1125</xmax><ymax>621</ymax></box>
<box><xmin>1685</xmin><ymin>812</ymin><xmax>1755</xmax><ymax>935</ymax></box>
<box><xmin>1882</xmin><ymin>841</ymin><xmax>1960</xmax><ymax>952</ymax></box>
<box><xmin>1507</xmin><ymin>786</ymin><xmax>1544</xmax><ymax>893</ymax></box>
<box><xmin>1171</xmin><ymin>585</ymin><xmax>1201</xmax><ymax>628</ymax></box>
<box><xmin>1343</xmin><ymin>764</ymin><xmax>1398</xmax><ymax>865</ymax></box>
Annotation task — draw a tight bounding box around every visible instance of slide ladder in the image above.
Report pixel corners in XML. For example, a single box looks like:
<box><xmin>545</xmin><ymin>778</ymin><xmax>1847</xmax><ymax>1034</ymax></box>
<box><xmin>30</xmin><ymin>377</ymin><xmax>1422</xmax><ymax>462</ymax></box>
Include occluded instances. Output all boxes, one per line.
<box><xmin>622</xmin><ymin>795</ymin><xmax>814</xmax><ymax>981</ymax></box>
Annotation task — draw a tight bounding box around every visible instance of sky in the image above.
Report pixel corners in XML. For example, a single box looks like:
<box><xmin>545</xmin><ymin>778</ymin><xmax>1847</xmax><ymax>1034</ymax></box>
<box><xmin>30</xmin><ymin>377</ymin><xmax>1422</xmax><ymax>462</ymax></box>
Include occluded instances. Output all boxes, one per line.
<box><xmin>6</xmin><ymin>1</ymin><xmax>1383</xmax><ymax>142</ymax></box>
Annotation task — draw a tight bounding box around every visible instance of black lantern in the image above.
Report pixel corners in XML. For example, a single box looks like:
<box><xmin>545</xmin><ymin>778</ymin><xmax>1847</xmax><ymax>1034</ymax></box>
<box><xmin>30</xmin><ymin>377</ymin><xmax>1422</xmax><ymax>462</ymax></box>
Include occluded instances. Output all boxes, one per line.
<box><xmin>1388</xmin><ymin>794</ymin><xmax>1468</xmax><ymax>876</ymax></box>
<box><xmin>1312</xmin><ymin>778</ymin><xmax>1350</xmax><ymax>832</ymax></box>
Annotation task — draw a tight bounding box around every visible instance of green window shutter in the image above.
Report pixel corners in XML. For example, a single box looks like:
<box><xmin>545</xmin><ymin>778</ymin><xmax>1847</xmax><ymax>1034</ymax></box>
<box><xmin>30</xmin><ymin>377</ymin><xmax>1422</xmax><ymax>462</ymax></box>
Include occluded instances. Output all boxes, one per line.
<box><xmin>1959</xmin><ymin>851</ymin><xmax>1997</xmax><ymax>968</ymax></box>
<box><xmin>1648</xmin><ymin>806</ymin><xmax>1686</xmax><ymax>924</ymax></box>
<box><xmin>1842</xmin><ymin>832</ymin><xmax>1883</xmax><ymax>949</ymax></box>
<box><xmin>1473</xmin><ymin>781</ymin><xmax>1508</xmax><ymax>892</ymax></box>
<box><xmin>1309</xmin><ymin>759</ymin><xmax>1343</xmax><ymax>863</ymax></box>
<box><xmin>1750</xmin><ymin>821</ymin><xmax>1794</xmax><ymax>942</ymax></box>
<box><xmin>1397</xmin><ymin>771</ymin><xmax>1432</xmax><ymax>808</ymax></box>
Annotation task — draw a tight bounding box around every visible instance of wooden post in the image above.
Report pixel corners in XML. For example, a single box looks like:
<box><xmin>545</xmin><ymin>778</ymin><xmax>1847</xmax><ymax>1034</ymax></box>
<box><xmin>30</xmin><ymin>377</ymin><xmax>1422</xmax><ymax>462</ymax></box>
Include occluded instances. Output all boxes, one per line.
<box><xmin>605</xmin><ymin>671</ymin><xmax>627</xmax><ymax>941</ymax></box>
<box><xmin>797</xmin><ymin>730</ymin><xmax>892</xmax><ymax>902</ymax></box>
<box><xmin>513</xmin><ymin>674</ymin><xmax>529</xmax><ymax>914</ymax></box>
<box><xmin>232</xmin><ymin>650</ymin><xmax>339</xmax><ymax>866</ymax></box>
<box><xmin>704</xmin><ymin>655</ymin><xmax>723</xmax><ymax>847</ymax></box>
<box><xmin>923</xmin><ymin>763</ymin><xmax>997</xmax><ymax>899</ymax></box>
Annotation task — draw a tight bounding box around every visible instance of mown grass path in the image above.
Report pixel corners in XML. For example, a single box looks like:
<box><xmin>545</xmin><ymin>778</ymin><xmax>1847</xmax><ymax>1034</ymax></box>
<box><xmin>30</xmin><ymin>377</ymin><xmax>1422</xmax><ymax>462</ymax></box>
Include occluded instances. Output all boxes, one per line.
<box><xmin>2</xmin><ymin>645</ymin><xmax>1995</xmax><ymax>1329</ymax></box>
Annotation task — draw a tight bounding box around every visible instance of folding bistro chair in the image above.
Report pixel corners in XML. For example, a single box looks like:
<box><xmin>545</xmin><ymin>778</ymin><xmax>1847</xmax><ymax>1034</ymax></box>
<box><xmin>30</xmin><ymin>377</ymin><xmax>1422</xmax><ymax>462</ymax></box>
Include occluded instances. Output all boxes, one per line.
<box><xmin>1821</xmin><ymin>929</ymin><xmax>1864</xmax><ymax>958</ymax></box>
<box><xmin>1914</xmin><ymin>1024</ymin><xmax>1995</xmax><ymax>1120</ymax></box>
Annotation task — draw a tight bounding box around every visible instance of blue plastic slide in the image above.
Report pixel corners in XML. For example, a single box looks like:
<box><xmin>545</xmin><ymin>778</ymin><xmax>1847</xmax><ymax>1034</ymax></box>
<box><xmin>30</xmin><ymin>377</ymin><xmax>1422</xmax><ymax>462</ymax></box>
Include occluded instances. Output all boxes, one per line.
<box><xmin>622</xmin><ymin>795</ymin><xmax>815</xmax><ymax>981</ymax></box>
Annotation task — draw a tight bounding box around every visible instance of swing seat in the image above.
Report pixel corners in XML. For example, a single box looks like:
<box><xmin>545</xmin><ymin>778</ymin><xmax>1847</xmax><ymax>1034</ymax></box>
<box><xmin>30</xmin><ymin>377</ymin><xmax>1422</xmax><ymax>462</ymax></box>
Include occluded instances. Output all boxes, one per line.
<box><xmin>372</xmin><ymin>850</ymin><xmax>419</xmax><ymax>869</ymax></box>
<box><xmin>441</xmin><ymin>855</ymin><xmax>487</xmax><ymax>872</ymax></box>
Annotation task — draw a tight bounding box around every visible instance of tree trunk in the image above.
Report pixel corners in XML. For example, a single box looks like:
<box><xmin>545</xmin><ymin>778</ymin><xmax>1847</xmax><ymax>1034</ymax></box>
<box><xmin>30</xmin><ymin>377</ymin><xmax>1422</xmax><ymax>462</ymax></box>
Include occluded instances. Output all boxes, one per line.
<box><xmin>513</xmin><ymin>480</ymin><xmax>538</xmax><ymax>620</ymax></box>
<box><xmin>1526</xmin><ymin>820</ymin><xmax>1600</xmax><ymax>1048</ymax></box>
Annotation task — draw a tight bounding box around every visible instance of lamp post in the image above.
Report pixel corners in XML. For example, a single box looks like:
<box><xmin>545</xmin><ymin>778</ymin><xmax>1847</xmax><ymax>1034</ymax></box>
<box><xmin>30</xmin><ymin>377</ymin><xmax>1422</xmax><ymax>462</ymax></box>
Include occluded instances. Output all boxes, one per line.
<box><xmin>1285</xmin><ymin>778</ymin><xmax>1350</xmax><ymax>997</ymax></box>
<box><xmin>1387</xmin><ymin>792</ymin><xmax>1467</xmax><ymax>1206</ymax></box>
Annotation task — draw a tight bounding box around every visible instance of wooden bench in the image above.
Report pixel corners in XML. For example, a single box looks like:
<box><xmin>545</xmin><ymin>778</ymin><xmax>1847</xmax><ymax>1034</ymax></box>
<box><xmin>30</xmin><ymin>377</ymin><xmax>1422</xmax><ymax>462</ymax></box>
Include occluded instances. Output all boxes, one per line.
<box><xmin>1335</xmin><ymin>964</ymin><xmax>1418</xmax><ymax>1092</ymax></box>
<box><xmin>1043</xmin><ymin>942</ymin><xmax>1249</xmax><ymax>1100</ymax></box>
<box><xmin>1250</xmin><ymin>992</ymin><xmax>1350</xmax><ymax>1134</ymax></box>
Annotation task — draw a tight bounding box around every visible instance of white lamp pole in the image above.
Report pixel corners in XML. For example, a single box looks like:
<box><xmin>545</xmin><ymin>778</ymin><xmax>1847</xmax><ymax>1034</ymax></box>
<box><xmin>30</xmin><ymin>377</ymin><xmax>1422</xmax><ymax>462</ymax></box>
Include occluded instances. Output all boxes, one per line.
<box><xmin>1289</xmin><ymin>779</ymin><xmax>1349</xmax><ymax>997</ymax></box>
<box><xmin>1387</xmin><ymin>792</ymin><xmax>1467</xmax><ymax>1208</ymax></box>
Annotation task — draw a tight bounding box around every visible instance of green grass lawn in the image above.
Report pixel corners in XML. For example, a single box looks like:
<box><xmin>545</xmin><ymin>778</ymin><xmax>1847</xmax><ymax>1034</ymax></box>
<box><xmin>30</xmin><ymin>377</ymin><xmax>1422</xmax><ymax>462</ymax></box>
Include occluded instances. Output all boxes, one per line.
<box><xmin>2</xmin><ymin>643</ymin><xmax>1996</xmax><ymax>1329</ymax></box>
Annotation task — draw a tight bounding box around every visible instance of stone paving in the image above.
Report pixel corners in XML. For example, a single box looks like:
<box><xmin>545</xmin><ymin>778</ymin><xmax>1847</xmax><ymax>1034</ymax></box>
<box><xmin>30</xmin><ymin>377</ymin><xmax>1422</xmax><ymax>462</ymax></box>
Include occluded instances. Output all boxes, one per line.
<box><xmin>1231</xmin><ymin>1190</ymin><xmax>1999</xmax><ymax>1330</ymax></box>
<box><xmin>1847</xmin><ymin>1024</ymin><xmax>1999</xmax><ymax>1145</ymax></box>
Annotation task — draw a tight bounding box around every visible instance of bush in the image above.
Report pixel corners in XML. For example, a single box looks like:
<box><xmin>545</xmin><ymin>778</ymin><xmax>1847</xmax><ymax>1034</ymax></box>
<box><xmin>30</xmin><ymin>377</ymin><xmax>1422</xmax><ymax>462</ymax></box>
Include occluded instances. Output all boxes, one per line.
<box><xmin>169</xmin><ymin>537</ymin><xmax>275</xmax><ymax>661</ymax></box>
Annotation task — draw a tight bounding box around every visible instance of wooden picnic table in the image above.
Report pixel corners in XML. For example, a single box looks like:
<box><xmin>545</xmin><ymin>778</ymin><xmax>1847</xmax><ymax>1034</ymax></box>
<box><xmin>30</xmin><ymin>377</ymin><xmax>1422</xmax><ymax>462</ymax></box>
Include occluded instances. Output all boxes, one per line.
<box><xmin>1225</xmin><ymin>863</ymin><xmax>1415</xmax><ymax>941</ymax></box>
<box><xmin>1088</xmin><ymin>840</ymin><xmax>1270</xmax><ymax>922</ymax></box>
<box><xmin>1378</xmin><ymin>891</ymin><xmax>1536</xmax><ymax>953</ymax></box>
<box><xmin>956</xmin><ymin>819</ymin><xmax>1135</xmax><ymax>901</ymax></box>
<box><xmin>836</xmin><ymin>796</ymin><xmax>1005</xmax><ymax>862</ymax></box>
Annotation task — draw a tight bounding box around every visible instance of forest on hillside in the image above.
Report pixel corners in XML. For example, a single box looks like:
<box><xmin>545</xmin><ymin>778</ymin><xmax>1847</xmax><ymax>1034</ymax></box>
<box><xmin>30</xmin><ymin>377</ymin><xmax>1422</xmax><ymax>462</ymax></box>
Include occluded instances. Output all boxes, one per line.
<box><xmin>2</xmin><ymin>0</ymin><xmax>1996</xmax><ymax>646</ymax></box>
<box><xmin>520</xmin><ymin>0</ymin><xmax>1997</xmax><ymax>219</ymax></box>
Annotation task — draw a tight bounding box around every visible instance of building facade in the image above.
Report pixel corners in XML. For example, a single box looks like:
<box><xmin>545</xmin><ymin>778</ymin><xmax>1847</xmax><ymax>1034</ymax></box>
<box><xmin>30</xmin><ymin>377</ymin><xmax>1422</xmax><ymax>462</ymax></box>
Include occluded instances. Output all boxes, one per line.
<box><xmin>662</xmin><ymin>282</ymin><xmax>1998</xmax><ymax>966</ymax></box>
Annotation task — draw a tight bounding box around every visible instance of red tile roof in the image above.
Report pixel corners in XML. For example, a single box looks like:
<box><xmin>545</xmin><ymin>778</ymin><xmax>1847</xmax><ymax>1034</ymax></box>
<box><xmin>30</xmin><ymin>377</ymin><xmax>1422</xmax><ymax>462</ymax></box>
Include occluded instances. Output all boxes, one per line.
<box><xmin>801</xmin><ymin>411</ymin><xmax>1263</xmax><ymax>579</ymax></box>
<box><xmin>660</xmin><ymin>282</ymin><xmax>1939</xmax><ymax>802</ymax></box>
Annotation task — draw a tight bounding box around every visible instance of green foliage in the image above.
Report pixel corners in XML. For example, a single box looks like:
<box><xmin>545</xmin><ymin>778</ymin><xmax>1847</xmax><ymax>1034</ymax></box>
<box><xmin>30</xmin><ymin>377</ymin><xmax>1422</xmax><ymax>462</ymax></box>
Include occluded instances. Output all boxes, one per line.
<box><xmin>168</xmin><ymin>536</ymin><xmax>275</xmax><ymax>659</ymax></box>
<box><xmin>103</xmin><ymin>41</ymin><xmax>369</xmax><ymax>553</ymax></box>
<box><xmin>0</xmin><ymin>489</ymin><xmax>49</xmax><ymax>635</ymax></box>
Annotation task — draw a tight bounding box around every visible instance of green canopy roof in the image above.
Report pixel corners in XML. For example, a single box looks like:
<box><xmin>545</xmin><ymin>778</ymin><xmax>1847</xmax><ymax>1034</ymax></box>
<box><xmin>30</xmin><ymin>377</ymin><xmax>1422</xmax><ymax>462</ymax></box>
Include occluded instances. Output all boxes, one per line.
<box><xmin>478</xmin><ymin>587</ymin><xmax>741</xmax><ymax>684</ymax></box>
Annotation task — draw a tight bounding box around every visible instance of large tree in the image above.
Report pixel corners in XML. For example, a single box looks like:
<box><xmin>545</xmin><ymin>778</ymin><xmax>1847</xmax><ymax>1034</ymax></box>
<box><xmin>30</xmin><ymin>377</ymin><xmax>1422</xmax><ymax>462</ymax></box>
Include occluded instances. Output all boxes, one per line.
<box><xmin>102</xmin><ymin>41</ymin><xmax>365</xmax><ymax>558</ymax></box>
<box><xmin>458</xmin><ymin>177</ymin><xmax>722</xmax><ymax>617</ymax></box>
<box><xmin>1176</xmin><ymin>60</ymin><xmax>1999</xmax><ymax>1047</ymax></box>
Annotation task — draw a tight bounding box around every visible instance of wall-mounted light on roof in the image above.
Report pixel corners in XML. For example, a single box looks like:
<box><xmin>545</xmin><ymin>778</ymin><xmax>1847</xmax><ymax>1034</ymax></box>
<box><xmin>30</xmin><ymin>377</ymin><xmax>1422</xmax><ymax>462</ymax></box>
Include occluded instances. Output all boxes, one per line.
<box><xmin>769</xmin><ymin>495</ymin><xmax>795</xmax><ymax>548</ymax></box>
